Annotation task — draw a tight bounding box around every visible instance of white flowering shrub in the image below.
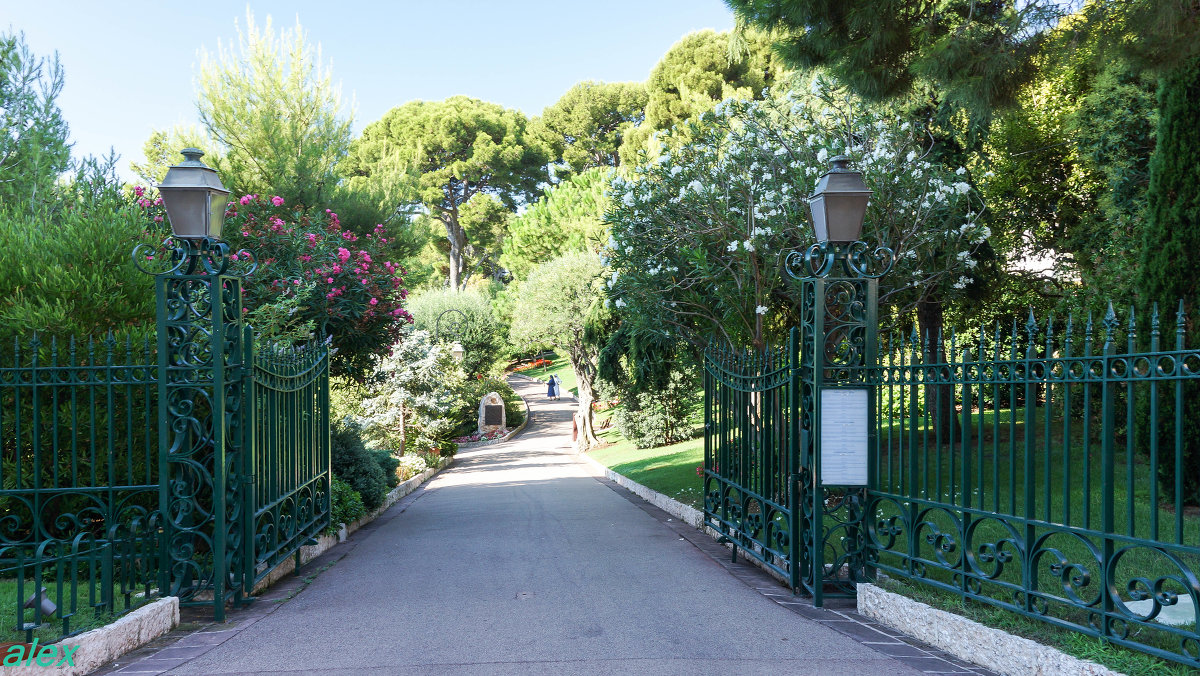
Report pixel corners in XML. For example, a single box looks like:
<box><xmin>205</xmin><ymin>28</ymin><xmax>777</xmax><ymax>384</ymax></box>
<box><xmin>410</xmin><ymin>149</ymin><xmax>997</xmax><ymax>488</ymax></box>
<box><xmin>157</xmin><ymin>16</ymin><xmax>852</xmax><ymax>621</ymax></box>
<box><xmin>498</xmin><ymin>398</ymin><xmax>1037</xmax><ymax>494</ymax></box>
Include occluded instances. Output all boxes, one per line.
<box><xmin>397</xmin><ymin>454</ymin><xmax>428</xmax><ymax>481</ymax></box>
<box><xmin>603</xmin><ymin>79</ymin><xmax>989</xmax><ymax>349</ymax></box>
<box><xmin>353</xmin><ymin>329</ymin><xmax>466</xmax><ymax>453</ymax></box>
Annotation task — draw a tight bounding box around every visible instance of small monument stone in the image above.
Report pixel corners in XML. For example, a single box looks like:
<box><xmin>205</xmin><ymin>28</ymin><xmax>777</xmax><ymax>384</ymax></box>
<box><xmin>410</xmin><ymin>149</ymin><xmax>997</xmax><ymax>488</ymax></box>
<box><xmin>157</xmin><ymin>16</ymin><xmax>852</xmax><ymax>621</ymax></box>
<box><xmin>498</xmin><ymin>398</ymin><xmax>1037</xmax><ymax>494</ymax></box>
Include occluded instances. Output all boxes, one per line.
<box><xmin>478</xmin><ymin>392</ymin><xmax>506</xmax><ymax>434</ymax></box>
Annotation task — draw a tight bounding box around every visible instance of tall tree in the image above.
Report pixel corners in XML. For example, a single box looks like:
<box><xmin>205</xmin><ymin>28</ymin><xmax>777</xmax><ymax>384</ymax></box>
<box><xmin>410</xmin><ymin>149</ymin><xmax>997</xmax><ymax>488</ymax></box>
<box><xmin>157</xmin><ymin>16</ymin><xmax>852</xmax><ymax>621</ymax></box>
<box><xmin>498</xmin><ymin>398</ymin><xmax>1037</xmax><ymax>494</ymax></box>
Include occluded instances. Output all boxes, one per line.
<box><xmin>509</xmin><ymin>251</ymin><xmax>609</xmax><ymax>449</ymax></box>
<box><xmin>618</xmin><ymin>28</ymin><xmax>785</xmax><ymax>165</ymax></box>
<box><xmin>344</xmin><ymin>96</ymin><xmax>550</xmax><ymax>290</ymax></box>
<box><xmin>532</xmin><ymin>81</ymin><xmax>646</xmax><ymax>175</ymax></box>
<box><xmin>197</xmin><ymin>10</ymin><xmax>352</xmax><ymax>209</ymax></box>
<box><xmin>726</xmin><ymin>0</ymin><xmax>1074</xmax><ymax>124</ymax></box>
<box><xmin>1139</xmin><ymin>56</ymin><xmax>1200</xmax><ymax>504</ymax></box>
<box><xmin>0</xmin><ymin>31</ymin><xmax>71</xmax><ymax>212</ymax></box>
<box><xmin>500</xmin><ymin>167</ymin><xmax>610</xmax><ymax>279</ymax></box>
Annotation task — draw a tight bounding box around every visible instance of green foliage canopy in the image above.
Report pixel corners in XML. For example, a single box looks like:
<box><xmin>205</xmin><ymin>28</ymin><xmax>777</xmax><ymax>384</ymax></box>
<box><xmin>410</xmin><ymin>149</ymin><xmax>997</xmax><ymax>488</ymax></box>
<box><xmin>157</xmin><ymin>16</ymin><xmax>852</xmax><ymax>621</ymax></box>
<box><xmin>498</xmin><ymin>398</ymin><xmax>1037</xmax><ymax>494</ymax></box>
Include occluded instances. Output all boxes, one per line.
<box><xmin>1141</xmin><ymin>56</ymin><xmax>1200</xmax><ymax>321</ymax></box>
<box><xmin>345</xmin><ymin>96</ymin><xmax>550</xmax><ymax>289</ymax></box>
<box><xmin>197</xmin><ymin>11</ymin><xmax>353</xmax><ymax>209</ymax></box>
<box><xmin>0</xmin><ymin>31</ymin><xmax>71</xmax><ymax>212</ymax></box>
<box><xmin>130</xmin><ymin>125</ymin><xmax>220</xmax><ymax>186</ymax></box>
<box><xmin>0</xmin><ymin>166</ymin><xmax>158</xmax><ymax>343</ymax></box>
<box><xmin>605</xmin><ymin>84</ymin><xmax>988</xmax><ymax>351</ymax></box>
<box><xmin>533</xmin><ymin>81</ymin><xmax>647</xmax><ymax>175</ymax></box>
<box><xmin>501</xmin><ymin>168</ymin><xmax>610</xmax><ymax>279</ymax></box>
<box><xmin>407</xmin><ymin>287</ymin><xmax>505</xmax><ymax>377</ymax></box>
<box><xmin>619</xmin><ymin>29</ymin><xmax>785</xmax><ymax>165</ymax></box>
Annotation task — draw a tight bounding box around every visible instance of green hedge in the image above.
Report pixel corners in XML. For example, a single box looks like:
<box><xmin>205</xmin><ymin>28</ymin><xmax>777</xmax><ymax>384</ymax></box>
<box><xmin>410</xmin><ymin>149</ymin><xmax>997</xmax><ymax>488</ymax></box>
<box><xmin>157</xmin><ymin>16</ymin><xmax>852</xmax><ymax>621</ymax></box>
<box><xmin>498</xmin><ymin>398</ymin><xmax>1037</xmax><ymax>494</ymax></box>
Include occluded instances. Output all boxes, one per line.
<box><xmin>331</xmin><ymin>422</ymin><xmax>388</xmax><ymax>510</ymax></box>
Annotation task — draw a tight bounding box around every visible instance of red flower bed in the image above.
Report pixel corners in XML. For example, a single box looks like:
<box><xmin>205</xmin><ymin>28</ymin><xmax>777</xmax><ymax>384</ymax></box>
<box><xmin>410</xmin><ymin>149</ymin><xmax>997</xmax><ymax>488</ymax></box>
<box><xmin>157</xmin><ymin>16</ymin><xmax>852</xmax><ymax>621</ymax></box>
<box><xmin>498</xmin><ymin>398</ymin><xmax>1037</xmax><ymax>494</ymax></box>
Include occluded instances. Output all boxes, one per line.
<box><xmin>513</xmin><ymin>358</ymin><xmax>553</xmax><ymax>372</ymax></box>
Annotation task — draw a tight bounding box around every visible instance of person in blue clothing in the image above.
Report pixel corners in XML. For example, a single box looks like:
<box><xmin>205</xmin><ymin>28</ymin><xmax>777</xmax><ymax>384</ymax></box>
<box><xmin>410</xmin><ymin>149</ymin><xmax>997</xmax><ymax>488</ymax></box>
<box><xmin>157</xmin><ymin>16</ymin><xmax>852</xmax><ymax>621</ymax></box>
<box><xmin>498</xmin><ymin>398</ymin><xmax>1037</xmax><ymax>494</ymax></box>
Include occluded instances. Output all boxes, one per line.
<box><xmin>547</xmin><ymin>374</ymin><xmax>562</xmax><ymax>400</ymax></box>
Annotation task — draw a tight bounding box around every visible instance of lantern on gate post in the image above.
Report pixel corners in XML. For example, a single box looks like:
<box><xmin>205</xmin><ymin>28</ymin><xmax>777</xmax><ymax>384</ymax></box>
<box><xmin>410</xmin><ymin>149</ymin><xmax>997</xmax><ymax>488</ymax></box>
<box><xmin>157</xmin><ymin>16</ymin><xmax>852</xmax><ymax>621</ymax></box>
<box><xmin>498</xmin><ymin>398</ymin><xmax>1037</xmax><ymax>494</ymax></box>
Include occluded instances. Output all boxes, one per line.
<box><xmin>787</xmin><ymin>156</ymin><xmax>892</xmax><ymax>280</ymax></box>
<box><xmin>807</xmin><ymin>156</ymin><xmax>872</xmax><ymax>244</ymax></box>
<box><xmin>157</xmin><ymin>148</ymin><xmax>231</xmax><ymax>241</ymax></box>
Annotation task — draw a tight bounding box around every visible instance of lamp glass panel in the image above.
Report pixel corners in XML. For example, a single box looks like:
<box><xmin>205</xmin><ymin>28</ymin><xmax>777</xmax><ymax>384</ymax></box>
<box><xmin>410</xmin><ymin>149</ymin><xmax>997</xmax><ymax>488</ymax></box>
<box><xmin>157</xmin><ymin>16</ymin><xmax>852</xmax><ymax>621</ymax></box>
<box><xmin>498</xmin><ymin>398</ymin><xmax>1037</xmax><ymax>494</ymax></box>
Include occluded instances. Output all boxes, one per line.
<box><xmin>808</xmin><ymin>194</ymin><xmax>828</xmax><ymax>241</ymax></box>
<box><xmin>207</xmin><ymin>191</ymin><xmax>229</xmax><ymax>240</ymax></box>
<box><xmin>162</xmin><ymin>190</ymin><xmax>208</xmax><ymax>239</ymax></box>
<box><xmin>826</xmin><ymin>194</ymin><xmax>869</xmax><ymax>243</ymax></box>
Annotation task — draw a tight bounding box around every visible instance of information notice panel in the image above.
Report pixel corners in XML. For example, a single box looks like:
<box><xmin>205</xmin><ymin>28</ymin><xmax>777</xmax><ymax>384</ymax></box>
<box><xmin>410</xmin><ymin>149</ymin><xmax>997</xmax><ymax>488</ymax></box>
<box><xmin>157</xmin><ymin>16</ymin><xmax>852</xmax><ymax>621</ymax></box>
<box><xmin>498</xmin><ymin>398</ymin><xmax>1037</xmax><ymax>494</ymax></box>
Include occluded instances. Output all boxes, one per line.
<box><xmin>819</xmin><ymin>388</ymin><xmax>869</xmax><ymax>486</ymax></box>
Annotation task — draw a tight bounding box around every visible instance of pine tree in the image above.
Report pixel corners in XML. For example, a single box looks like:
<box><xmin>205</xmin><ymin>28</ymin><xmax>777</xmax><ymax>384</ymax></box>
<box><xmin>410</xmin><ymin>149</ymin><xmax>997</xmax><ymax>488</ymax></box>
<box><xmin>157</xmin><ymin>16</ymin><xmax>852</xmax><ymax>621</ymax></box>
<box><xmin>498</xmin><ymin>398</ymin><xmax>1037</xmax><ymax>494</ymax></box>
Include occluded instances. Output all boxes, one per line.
<box><xmin>1139</xmin><ymin>56</ymin><xmax>1200</xmax><ymax>504</ymax></box>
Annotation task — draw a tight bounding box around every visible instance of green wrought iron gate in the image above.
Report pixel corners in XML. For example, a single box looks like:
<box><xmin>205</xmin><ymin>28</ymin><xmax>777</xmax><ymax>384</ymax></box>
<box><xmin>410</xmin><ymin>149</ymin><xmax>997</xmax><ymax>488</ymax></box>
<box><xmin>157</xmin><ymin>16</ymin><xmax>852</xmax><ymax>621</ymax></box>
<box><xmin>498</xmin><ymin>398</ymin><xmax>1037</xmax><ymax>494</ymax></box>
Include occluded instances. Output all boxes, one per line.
<box><xmin>704</xmin><ymin>240</ymin><xmax>1200</xmax><ymax>667</ymax></box>
<box><xmin>153</xmin><ymin>239</ymin><xmax>330</xmax><ymax>620</ymax></box>
<box><xmin>703</xmin><ymin>243</ymin><xmax>886</xmax><ymax>604</ymax></box>
<box><xmin>703</xmin><ymin>334</ymin><xmax>799</xmax><ymax>585</ymax></box>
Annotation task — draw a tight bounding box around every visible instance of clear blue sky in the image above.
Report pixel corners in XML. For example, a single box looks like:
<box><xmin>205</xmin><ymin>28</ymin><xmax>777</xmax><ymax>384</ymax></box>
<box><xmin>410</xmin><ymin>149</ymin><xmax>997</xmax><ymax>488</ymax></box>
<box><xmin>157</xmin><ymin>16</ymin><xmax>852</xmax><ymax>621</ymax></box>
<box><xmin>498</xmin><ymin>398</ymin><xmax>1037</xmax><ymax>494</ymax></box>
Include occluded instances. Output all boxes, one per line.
<box><xmin>1</xmin><ymin>1</ymin><xmax>735</xmax><ymax>183</ymax></box>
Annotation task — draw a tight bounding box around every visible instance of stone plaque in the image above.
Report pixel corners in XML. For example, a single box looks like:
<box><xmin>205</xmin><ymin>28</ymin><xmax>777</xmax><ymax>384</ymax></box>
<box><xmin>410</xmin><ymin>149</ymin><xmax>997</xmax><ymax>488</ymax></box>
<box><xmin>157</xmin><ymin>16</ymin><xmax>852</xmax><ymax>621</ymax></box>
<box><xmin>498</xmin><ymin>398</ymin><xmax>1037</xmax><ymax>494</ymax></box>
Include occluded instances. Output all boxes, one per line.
<box><xmin>819</xmin><ymin>388</ymin><xmax>869</xmax><ymax>486</ymax></box>
<box><xmin>477</xmin><ymin>391</ymin><xmax>507</xmax><ymax>434</ymax></box>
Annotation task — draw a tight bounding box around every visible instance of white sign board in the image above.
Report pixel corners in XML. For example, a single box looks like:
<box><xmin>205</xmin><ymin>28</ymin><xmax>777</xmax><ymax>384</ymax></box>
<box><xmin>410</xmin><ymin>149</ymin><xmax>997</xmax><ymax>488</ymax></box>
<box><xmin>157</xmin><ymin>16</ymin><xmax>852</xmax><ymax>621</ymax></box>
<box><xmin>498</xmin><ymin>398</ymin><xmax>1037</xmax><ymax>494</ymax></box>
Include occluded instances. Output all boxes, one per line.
<box><xmin>820</xmin><ymin>388</ymin><xmax>869</xmax><ymax>486</ymax></box>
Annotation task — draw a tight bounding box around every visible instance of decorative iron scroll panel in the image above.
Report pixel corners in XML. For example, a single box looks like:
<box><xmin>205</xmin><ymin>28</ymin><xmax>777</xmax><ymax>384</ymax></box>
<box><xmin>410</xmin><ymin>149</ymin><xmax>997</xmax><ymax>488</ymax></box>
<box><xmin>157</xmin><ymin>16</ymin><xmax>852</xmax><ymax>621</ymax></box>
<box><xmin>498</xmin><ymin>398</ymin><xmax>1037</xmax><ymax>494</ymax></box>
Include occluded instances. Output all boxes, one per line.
<box><xmin>156</xmin><ymin>269</ymin><xmax>249</xmax><ymax>621</ymax></box>
<box><xmin>797</xmin><ymin>276</ymin><xmax>877</xmax><ymax>605</ymax></box>
<box><xmin>703</xmin><ymin>335</ymin><xmax>799</xmax><ymax>586</ymax></box>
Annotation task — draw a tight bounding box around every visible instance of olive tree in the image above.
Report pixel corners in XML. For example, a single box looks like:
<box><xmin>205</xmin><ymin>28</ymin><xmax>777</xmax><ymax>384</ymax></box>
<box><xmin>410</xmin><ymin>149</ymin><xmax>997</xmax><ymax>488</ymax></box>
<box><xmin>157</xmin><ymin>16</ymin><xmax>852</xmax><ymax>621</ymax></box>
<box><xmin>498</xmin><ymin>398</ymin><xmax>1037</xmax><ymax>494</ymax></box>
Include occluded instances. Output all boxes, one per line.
<box><xmin>509</xmin><ymin>251</ymin><xmax>609</xmax><ymax>449</ymax></box>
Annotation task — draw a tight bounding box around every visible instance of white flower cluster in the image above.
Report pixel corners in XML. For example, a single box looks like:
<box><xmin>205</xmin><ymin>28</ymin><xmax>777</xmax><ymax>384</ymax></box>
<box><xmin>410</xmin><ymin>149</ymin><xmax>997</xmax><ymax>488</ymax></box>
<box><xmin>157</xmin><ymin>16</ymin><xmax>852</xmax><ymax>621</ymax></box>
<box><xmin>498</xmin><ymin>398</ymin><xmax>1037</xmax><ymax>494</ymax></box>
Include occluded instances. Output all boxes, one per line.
<box><xmin>601</xmin><ymin>80</ymin><xmax>991</xmax><ymax>345</ymax></box>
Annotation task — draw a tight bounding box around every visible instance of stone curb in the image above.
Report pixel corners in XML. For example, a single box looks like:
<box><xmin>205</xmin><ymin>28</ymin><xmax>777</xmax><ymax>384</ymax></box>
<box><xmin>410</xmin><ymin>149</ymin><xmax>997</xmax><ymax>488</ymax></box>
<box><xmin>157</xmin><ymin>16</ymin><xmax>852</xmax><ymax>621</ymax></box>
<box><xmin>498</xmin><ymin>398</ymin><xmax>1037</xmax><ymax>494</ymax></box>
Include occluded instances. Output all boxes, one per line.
<box><xmin>858</xmin><ymin>584</ymin><xmax>1123</xmax><ymax>676</ymax></box>
<box><xmin>0</xmin><ymin>597</ymin><xmax>178</xmax><ymax>676</ymax></box>
<box><xmin>575</xmin><ymin>451</ymin><xmax>703</xmax><ymax>527</ymax></box>
<box><xmin>500</xmin><ymin>393</ymin><xmax>531</xmax><ymax>441</ymax></box>
<box><xmin>252</xmin><ymin>457</ymin><xmax>453</xmax><ymax>594</ymax></box>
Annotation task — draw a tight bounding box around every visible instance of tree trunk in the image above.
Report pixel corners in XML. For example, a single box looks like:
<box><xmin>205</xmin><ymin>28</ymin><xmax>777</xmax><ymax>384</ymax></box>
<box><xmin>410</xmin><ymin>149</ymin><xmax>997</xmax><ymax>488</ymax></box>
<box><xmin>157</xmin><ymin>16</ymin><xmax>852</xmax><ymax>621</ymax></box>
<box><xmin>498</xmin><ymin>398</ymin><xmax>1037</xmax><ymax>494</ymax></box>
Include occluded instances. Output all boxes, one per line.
<box><xmin>916</xmin><ymin>295</ymin><xmax>959</xmax><ymax>438</ymax></box>
<box><xmin>445</xmin><ymin>218</ymin><xmax>467</xmax><ymax>290</ymax></box>
<box><xmin>398</xmin><ymin>404</ymin><xmax>406</xmax><ymax>456</ymax></box>
<box><xmin>568</xmin><ymin>351</ymin><xmax>602</xmax><ymax>450</ymax></box>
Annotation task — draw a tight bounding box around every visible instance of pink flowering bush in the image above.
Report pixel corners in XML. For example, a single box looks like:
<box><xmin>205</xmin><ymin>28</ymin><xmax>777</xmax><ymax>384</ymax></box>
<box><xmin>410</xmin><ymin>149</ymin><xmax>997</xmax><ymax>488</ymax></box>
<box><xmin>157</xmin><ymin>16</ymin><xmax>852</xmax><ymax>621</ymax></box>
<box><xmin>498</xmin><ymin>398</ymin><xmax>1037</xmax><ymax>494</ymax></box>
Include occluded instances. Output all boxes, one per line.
<box><xmin>134</xmin><ymin>190</ymin><xmax>412</xmax><ymax>381</ymax></box>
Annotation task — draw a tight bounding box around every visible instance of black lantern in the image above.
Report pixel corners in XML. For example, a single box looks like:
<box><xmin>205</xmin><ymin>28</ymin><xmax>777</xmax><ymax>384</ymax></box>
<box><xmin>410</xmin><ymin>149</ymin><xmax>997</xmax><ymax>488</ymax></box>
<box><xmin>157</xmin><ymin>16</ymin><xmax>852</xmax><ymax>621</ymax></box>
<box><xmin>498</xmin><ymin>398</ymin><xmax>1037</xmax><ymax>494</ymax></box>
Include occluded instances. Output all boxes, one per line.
<box><xmin>157</xmin><ymin>148</ymin><xmax>231</xmax><ymax>240</ymax></box>
<box><xmin>808</xmin><ymin>156</ymin><xmax>872</xmax><ymax>243</ymax></box>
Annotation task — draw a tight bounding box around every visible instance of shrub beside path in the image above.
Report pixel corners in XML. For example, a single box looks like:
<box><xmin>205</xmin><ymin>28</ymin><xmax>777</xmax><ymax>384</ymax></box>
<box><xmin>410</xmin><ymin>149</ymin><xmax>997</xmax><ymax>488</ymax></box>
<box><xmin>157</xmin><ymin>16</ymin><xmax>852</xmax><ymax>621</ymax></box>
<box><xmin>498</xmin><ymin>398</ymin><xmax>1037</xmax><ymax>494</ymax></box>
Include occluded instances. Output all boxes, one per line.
<box><xmin>98</xmin><ymin>377</ymin><xmax>967</xmax><ymax>675</ymax></box>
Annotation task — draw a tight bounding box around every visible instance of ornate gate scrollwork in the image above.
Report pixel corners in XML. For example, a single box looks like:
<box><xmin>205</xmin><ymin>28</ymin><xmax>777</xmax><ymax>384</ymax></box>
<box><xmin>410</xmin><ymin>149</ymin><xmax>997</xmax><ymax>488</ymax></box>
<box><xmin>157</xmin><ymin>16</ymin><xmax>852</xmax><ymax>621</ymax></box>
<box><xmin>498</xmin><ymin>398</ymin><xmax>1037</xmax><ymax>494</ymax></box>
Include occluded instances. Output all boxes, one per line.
<box><xmin>142</xmin><ymin>237</ymin><xmax>256</xmax><ymax>621</ymax></box>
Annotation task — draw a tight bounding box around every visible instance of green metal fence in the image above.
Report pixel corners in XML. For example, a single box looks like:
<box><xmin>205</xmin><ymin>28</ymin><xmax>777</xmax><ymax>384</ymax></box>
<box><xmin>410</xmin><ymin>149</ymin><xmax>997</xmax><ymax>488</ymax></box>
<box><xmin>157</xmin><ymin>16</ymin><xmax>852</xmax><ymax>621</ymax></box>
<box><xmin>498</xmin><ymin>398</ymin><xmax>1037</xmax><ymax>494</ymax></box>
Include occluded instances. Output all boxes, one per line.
<box><xmin>704</xmin><ymin>297</ymin><xmax>1200</xmax><ymax>666</ymax></box>
<box><xmin>2</xmin><ymin>325</ymin><xmax>331</xmax><ymax>638</ymax></box>
<box><xmin>0</xmin><ymin>334</ymin><xmax>162</xmax><ymax>640</ymax></box>
<box><xmin>869</xmin><ymin>303</ymin><xmax>1200</xmax><ymax>667</ymax></box>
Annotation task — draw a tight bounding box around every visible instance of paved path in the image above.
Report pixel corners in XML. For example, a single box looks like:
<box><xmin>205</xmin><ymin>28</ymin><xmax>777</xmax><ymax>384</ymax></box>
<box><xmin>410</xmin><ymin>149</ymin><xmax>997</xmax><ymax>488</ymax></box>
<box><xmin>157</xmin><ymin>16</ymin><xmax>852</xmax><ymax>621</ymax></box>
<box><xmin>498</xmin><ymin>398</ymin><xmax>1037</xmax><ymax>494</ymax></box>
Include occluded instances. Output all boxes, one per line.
<box><xmin>103</xmin><ymin>376</ymin><xmax>984</xmax><ymax>675</ymax></box>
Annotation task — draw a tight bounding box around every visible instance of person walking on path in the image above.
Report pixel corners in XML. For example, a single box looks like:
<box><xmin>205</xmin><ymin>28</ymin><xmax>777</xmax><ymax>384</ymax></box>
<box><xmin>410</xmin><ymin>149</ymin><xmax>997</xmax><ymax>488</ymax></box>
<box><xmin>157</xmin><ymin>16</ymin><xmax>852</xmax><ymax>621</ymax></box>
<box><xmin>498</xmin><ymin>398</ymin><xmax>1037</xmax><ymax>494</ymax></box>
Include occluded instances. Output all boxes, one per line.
<box><xmin>548</xmin><ymin>374</ymin><xmax>562</xmax><ymax>400</ymax></box>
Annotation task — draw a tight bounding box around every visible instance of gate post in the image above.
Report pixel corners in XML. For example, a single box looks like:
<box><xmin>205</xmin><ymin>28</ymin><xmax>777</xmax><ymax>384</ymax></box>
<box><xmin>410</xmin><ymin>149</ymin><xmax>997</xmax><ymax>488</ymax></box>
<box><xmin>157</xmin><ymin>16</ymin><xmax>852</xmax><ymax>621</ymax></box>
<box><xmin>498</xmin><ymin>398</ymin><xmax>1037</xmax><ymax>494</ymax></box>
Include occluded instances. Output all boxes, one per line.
<box><xmin>786</xmin><ymin>242</ymin><xmax>888</xmax><ymax>605</ymax></box>
<box><xmin>143</xmin><ymin>238</ymin><xmax>253</xmax><ymax>621</ymax></box>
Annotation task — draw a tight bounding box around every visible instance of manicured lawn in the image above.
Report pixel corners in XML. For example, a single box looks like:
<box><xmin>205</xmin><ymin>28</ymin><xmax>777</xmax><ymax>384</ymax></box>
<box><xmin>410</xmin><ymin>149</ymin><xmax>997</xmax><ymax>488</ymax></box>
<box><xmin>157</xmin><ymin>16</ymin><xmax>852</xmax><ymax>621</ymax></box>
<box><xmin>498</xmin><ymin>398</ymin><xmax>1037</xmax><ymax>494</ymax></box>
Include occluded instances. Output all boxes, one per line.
<box><xmin>513</xmin><ymin>351</ymin><xmax>579</xmax><ymax>397</ymax></box>
<box><xmin>586</xmin><ymin>411</ymin><xmax>704</xmax><ymax>509</ymax></box>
